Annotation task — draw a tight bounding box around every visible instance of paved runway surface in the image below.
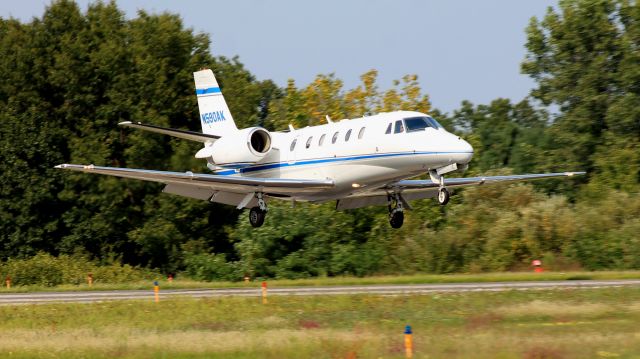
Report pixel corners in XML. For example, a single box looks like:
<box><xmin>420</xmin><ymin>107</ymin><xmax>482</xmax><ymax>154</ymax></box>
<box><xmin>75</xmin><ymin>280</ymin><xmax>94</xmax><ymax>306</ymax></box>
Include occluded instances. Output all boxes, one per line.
<box><xmin>1</xmin><ymin>280</ymin><xmax>639</xmax><ymax>305</ymax></box>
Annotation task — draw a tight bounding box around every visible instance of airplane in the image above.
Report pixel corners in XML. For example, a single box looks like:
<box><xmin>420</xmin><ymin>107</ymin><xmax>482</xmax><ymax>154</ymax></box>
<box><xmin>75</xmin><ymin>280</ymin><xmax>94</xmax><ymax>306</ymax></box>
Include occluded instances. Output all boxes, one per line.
<box><xmin>55</xmin><ymin>69</ymin><xmax>584</xmax><ymax>229</ymax></box>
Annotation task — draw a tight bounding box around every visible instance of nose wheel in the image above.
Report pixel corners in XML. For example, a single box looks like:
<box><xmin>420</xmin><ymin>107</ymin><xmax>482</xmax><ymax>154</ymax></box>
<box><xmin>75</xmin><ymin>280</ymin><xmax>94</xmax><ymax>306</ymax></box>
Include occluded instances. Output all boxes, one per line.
<box><xmin>430</xmin><ymin>170</ymin><xmax>451</xmax><ymax>206</ymax></box>
<box><xmin>437</xmin><ymin>187</ymin><xmax>450</xmax><ymax>205</ymax></box>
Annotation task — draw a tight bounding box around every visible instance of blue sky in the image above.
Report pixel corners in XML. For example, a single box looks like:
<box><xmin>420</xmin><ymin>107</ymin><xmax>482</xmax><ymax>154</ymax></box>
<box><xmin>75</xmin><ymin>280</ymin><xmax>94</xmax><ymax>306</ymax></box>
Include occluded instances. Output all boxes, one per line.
<box><xmin>2</xmin><ymin>0</ymin><xmax>557</xmax><ymax>113</ymax></box>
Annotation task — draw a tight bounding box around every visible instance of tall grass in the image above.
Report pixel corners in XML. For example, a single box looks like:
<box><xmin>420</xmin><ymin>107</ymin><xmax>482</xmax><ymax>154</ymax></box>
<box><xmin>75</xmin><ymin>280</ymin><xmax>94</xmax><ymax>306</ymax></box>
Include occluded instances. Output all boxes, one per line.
<box><xmin>0</xmin><ymin>287</ymin><xmax>639</xmax><ymax>358</ymax></box>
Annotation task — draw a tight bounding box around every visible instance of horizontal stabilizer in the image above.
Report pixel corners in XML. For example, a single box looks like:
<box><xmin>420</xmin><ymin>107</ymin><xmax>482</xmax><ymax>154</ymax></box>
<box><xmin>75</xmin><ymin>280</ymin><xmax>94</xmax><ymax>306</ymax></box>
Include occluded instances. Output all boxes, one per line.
<box><xmin>119</xmin><ymin>121</ymin><xmax>220</xmax><ymax>143</ymax></box>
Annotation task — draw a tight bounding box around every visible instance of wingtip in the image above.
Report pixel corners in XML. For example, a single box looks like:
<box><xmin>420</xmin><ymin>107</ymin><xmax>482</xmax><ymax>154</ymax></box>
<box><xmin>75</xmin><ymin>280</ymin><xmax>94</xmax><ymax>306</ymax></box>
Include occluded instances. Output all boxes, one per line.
<box><xmin>118</xmin><ymin>121</ymin><xmax>132</xmax><ymax>126</ymax></box>
<box><xmin>54</xmin><ymin>164</ymin><xmax>66</xmax><ymax>169</ymax></box>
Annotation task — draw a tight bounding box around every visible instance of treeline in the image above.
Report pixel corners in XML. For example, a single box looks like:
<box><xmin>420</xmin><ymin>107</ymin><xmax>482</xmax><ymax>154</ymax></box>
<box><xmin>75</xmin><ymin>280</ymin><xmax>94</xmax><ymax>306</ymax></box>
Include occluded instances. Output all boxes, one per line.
<box><xmin>0</xmin><ymin>1</ymin><xmax>638</xmax><ymax>280</ymax></box>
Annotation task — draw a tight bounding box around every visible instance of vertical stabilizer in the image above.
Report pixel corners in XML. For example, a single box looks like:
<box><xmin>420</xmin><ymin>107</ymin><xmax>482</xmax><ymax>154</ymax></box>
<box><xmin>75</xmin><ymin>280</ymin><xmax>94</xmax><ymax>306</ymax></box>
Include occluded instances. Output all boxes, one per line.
<box><xmin>194</xmin><ymin>69</ymin><xmax>238</xmax><ymax>136</ymax></box>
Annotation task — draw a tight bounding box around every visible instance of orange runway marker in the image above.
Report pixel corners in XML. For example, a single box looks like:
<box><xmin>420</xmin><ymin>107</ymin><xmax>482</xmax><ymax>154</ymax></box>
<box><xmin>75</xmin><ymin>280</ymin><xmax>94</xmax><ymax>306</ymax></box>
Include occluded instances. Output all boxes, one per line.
<box><xmin>404</xmin><ymin>325</ymin><xmax>413</xmax><ymax>358</ymax></box>
<box><xmin>154</xmin><ymin>281</ymin><xmax>160</xmax><ymax>303</ymax></box>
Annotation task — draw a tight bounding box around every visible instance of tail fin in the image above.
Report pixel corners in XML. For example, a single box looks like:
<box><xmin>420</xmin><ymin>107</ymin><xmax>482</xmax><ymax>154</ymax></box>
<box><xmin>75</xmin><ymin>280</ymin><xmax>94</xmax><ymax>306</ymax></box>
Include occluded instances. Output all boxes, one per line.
<box><xmin>194</xmin><ymin>69</ymin><xmax>238</xmax><ymax>136</ymax></box>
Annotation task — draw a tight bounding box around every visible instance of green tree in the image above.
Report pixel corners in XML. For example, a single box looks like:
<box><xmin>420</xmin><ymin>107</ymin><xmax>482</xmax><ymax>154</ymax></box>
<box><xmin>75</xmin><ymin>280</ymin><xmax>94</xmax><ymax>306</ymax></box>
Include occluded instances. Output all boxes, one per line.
<box><xmin>522</xmin><ymin>0</ymin><xmax>640</xmax><ymax>189</ymax></box>
<box><xmin>0</xmin><ymin>1</ymin><xmax>276</xmax><ymax>270</ymax></box>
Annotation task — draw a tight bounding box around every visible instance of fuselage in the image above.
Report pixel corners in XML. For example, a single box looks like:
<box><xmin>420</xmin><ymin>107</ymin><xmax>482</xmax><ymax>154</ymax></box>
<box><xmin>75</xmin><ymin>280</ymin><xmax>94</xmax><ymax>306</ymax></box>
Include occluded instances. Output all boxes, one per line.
<box><xmin>212</xmin><ymin>111</ymin><xmax>473</xmax><ymax>202</ymax></box>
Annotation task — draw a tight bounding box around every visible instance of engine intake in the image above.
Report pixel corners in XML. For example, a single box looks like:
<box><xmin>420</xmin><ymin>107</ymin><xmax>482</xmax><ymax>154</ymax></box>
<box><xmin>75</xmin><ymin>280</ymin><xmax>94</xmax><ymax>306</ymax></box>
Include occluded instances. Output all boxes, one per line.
<box><xmin>249</xmin><ymin>128</ymin><xmax>271</xmax><ymax>155</ymax></box>
<box><xmin>197</xmin><ymin>127</ymin><xmax>272</xmax><ymax>166</ymax></box>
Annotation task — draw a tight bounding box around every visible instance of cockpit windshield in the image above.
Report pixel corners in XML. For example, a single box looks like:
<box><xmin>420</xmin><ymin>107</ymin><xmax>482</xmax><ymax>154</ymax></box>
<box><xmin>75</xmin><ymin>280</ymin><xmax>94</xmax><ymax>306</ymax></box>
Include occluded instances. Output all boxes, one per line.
<box><xmin>426</xmin><ymin>117</ymin><xmax>443</xmax><ymax>129</ymax></box>
<box><xmin>403</xmin><ymin>116</ymin><xmax>442</xmax><ymax>132</ymax></box>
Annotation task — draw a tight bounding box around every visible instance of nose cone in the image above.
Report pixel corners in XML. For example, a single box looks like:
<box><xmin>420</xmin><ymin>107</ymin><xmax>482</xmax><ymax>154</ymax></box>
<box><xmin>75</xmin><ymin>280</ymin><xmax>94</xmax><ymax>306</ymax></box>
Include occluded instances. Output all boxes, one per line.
<box><xmin>457</xmin><ymin>137</ymin><xmax>474</xmax><ymax>164</ymax></box>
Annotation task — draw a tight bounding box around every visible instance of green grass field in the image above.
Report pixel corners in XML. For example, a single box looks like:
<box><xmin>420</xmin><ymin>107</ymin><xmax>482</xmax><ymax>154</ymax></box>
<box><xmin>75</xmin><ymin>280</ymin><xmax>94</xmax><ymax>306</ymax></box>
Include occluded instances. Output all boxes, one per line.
<box><xmin>1</xmin><ymin>286</ymin><xmax>639</xmax><ymax>358</ymax></box>
<box><xmin>3</xmin><ymin>270</ymin><xmax>640</xmax><ymax>293</ymax></box>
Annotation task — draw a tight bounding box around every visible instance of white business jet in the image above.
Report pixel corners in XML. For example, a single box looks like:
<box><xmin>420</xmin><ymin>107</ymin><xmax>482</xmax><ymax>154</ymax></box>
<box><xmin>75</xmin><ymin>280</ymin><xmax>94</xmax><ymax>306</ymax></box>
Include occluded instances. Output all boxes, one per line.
<box><xmin>55</xmin><ymin>69</ymin><xmax>584</xmax><ymax>229</ymax></box>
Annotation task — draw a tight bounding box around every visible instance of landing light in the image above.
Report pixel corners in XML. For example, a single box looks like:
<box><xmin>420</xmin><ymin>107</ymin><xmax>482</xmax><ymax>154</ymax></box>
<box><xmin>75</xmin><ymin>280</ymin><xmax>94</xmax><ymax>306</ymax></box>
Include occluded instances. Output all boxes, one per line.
<box><xmin>351</xmin><ymin>183</ymin><xmax>361</xmax><ymax>188</ymax></box>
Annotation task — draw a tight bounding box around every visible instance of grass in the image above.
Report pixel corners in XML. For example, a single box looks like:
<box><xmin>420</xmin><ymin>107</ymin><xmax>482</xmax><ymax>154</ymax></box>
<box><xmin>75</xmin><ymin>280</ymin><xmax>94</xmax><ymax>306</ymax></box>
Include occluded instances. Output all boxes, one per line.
<box><xmin>3</xmin><ymin>270</ymin><xmax>640</xmax><ymax>293</ymax></box>
<box><xmin>0</xmin><ymin>287</ymin><xmax>639</xmax><ymax>358</ymax></box>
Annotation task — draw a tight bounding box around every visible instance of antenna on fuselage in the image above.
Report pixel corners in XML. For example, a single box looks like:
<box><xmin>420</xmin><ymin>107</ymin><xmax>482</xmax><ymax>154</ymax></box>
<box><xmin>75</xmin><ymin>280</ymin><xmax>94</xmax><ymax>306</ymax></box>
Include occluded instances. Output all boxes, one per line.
<box><xmin>325</xmin><ymin>115</ymin><xmax>333</xmax><ymax>124</ymax></box>
<box><xmin>288</xmin><ymin>124</ymin><xmax>295</xmax><ymax>131</ymax></box>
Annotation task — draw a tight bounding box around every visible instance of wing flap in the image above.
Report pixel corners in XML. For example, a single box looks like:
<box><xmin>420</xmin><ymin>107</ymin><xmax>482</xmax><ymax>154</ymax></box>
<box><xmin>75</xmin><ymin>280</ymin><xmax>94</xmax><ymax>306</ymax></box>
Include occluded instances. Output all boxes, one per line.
<box><xmin>162</xmin><ymin>183</ymin><xmax>215</xmax><ymax>200</ymax></box>
<box><xmin>55</xmin><ymin>164</ymin><xmax>334</xmax><ymax>194</ymax></box>
<box><xmin>119</xmin><ymin>121</ymin><xmax>219</xmax><ymax>143</ymax></box>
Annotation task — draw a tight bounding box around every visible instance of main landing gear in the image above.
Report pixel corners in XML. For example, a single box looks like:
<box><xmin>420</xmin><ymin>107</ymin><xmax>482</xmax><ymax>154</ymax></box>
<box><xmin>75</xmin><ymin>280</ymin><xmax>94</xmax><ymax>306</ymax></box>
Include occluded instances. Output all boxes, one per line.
<box><xmin>386</xmin><ymin>173</ymin><xmax>452</xmax><ymax>229</ymax></box>
<box><xmin>249</xmin><ymin>193</ymin><xmax>268</xmax><ymax>228</ymax></box>
<box><xmin>388</xmin><ymin>192</ymin><xmax>405</xmax><ymax>229</ymax></box>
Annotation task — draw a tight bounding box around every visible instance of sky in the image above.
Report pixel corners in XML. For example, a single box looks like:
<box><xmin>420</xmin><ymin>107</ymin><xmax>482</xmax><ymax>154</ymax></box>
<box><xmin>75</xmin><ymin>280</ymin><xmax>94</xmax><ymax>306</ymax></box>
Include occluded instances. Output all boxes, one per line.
<box><xmin>1</xmin><ymin>0</ymin><xmax>558</xmax><ymax>113</ymax></box>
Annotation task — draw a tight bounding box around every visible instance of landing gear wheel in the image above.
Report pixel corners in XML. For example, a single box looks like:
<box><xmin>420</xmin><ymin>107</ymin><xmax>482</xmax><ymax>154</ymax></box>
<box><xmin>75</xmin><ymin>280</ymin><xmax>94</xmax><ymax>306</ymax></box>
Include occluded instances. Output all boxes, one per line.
<box><xmin>389</xmin><ymin>210</ymin><xmax>404</xmax><ymax>229</ymax></box>
<box><xmin>437</xmin><ymin>187</ymin><xmax>450</xmax><ymax>206</ymax></box>
<box><xmin>249</xmin><ymin>207</ymin><xmax>266</xmax><ymax>228</ymax></box>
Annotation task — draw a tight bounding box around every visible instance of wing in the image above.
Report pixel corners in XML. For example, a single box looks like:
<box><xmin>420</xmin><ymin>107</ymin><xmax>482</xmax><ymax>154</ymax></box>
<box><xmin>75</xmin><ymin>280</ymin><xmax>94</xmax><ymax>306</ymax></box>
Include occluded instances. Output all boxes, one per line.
<box><xmin>336</xmin><ymin>172</ymin><xmax>585</xmax><ymax>210</ymax></box>
<box><xmin>55</xmin><ymin>164</ymin><xmax>334</xmax><ymax>208</ymax></box>
<box><xmin>119</xmin><ymin>121</ymin><xmax>219</xmax><ymax>143</ymax></box>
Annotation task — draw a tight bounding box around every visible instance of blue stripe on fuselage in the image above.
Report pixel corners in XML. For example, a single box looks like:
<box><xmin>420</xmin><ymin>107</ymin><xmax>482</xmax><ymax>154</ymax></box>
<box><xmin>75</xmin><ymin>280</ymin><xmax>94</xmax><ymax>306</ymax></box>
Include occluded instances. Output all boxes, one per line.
<box><xmin>213</xmin><ymin>151</ymin><xmax>472</xmax><ymax>176</ymax></box>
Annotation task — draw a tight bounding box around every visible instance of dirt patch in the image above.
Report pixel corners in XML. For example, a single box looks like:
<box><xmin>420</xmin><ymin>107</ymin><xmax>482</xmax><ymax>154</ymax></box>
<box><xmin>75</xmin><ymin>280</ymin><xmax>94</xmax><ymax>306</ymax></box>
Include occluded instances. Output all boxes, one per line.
<box><xmin>522</xmin><ymin>346</ymin><xmax>565</xmax><ymax>359</ymax></box>
<box><xmin>299</xmin><ymin>319</ymin><xmax>321</xmax><ymax>329</ymax></box>
<box><xmin>465</xmin><ymin>312</ymin><xmax>504</xmax><ymax>330</ymax></box>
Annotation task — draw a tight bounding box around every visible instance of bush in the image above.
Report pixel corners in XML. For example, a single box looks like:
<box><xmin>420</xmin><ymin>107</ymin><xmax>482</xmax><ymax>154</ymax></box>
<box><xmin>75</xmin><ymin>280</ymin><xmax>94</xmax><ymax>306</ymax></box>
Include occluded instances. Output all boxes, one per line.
<box><xmin>0</xmin><ymin>253</ymin><xmax>152</xmax><ymax>287</ymax></box>
<box><xmin>183</xmin><ymin>252</ymin><xmax>240</xmax><ymax>281</ymax></box>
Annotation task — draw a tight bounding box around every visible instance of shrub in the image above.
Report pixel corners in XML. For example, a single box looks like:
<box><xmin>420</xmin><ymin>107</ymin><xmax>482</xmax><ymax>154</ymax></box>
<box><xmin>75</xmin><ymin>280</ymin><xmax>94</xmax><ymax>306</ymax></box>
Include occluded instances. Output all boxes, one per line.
<box><xmin>0</xmin><ymin>253</ymin><xmax>152</xmax><ymax>287</ymax></box>
<box><xmin>183</xmin><ymin>252</ymin><xmax>239</xmax><ymax>281</ymax></box>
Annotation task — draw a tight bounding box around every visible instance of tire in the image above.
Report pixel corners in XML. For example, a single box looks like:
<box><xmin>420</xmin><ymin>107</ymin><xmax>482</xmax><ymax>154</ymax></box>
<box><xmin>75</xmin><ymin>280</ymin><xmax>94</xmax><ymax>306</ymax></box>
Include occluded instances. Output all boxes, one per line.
<box><xmin>438</xmin><ymin>187</ymin><xmax>450</xmax><ymax>205</ymax></box>
<box><xmin>389</xmin><ymin>210</ymin><xmax>404</xmax><ymax>229</ymax></box>
<box><xmin>249</xmin><ymin>207</ymin><xmax>266</xmax><ymax>228</ymax></box>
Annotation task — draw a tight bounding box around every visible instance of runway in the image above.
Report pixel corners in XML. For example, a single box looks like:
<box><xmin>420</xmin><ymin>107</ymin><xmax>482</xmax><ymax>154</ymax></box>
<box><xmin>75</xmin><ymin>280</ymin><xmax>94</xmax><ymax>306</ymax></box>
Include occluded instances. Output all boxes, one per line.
<box><xmin>1</xmin><ymin>279</ymin><xmax>639</xmax><ymax>305</ymax></box>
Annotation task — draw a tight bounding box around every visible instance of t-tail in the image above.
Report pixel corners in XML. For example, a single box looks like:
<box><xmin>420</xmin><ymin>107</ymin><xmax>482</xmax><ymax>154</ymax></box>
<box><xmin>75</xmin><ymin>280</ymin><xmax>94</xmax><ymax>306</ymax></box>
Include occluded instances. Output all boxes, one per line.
<box><xmin>194</xmin><ymin>69</ymin><xmax>238</xmax><ymax>137</ymax></box>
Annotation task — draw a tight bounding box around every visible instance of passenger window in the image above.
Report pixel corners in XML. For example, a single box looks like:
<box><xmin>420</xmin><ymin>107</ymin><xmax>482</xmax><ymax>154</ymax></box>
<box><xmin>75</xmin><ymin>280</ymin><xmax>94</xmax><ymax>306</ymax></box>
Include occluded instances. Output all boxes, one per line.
<box><xmin>319</xmin><ymin>134</ymin><xmax>326</xmax><ymax>146</ymax></box>
<box><xmin>306</xmin><ymin>136</ymin><xmax>313</xmax><ymax>149</ymax></box>
<box><xmin>385</xmin><ymin>123</ymin><xmax>392</xmax><ymax>134</ymax></box>
<box><xmin>394</xmin><ymin>120</ymin><xmax>404</xmax><ymax>134</ymax></box>
<box><xmin>332</xmin><ymin>131</ymin><xmax>339</xmax><ymax>144</ymax></box>
<box><xmin>345</xmin><ymin>129</ymin><xmax>352</xmax><ymax>141</ymax></box>
<box><xmin>290</xmin><ymin>138</ymin><xmax>297</xmax><ymax>151</ymax></box>
<box><xmin>358</xmin><ymin>127</ymin><xmax>365</xmax><ymax>139</ymax></box>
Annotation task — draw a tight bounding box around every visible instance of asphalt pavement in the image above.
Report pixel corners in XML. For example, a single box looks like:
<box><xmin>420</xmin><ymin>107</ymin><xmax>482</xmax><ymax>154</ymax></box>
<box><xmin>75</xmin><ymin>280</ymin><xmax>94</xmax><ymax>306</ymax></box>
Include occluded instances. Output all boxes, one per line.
<box><xmin>1</xmin><ymin>279</ymin><xmax>639</xmax><ymax>305</ymax></box>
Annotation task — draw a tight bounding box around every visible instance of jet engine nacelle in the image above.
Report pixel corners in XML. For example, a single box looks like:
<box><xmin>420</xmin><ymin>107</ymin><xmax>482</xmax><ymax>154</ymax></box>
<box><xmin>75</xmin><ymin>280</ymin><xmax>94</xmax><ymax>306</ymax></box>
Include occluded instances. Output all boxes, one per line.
<box><xmin>196</xmin><ymin>127</ymin><xmax>272</xmax><ymax>165</ymax></box>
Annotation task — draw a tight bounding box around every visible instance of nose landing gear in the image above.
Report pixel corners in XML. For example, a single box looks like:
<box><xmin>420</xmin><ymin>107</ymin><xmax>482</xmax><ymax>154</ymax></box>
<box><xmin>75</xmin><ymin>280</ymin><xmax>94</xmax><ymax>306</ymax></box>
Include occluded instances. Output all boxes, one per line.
<box><xmin>437</xmin><ymin>187</ymin><xmax>450</xmax><ymax>205</ymax></box>
<box><xmin>430</xmin><ymin>170</ymin><xmax>450</xmax><ymax>206</ymax></box>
